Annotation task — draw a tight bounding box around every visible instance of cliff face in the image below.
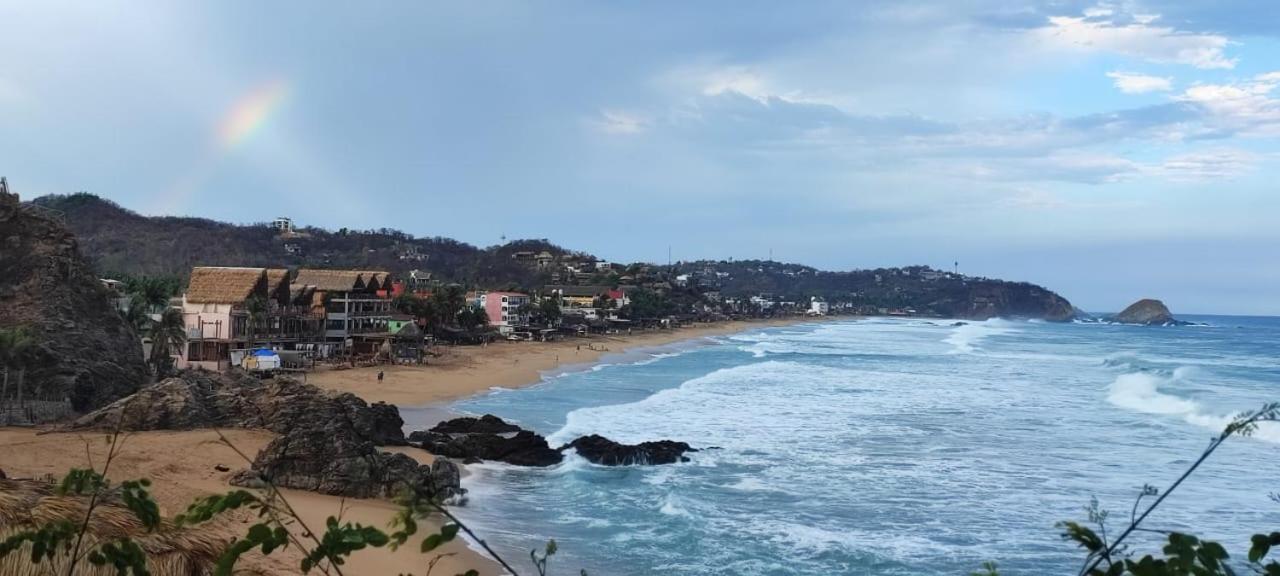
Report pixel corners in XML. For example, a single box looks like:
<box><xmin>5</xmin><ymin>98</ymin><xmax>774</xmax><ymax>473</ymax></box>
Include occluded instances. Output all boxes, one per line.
<box><xmin>0</xmin><ymin>189</ymin><xmax>148</xmax><ymax>411</ymax></box>
<box><xmin>961</xmin><ymin>282</ymin><xmax>1076</xmax><ymax>321</ymax></box>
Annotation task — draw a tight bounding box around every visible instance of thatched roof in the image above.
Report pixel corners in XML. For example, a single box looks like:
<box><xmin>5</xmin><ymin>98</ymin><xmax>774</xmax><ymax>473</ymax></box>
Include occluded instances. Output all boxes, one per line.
<box><xmin>292</xmin><ymin>269</ymin><xmax>364</xmax><ymax>292</ymax></box>
<box><xmin>265</xmin><ymin>268</ymin><xmax>291</xmax><ymax>301</ymax></box>
<box><xmin>359</xmin><ymin>271</ymin><xmax>389</xmax><ymax>291</ymax></box>
<box><xmin>185</xmin><ymin>267</ymin><xmax>266</xmax><ymax>304</ymax></box>
<box><xmin>290</xmin><ymin>284</ymin><xmax>317</xmax><ymax>305</ymax></box>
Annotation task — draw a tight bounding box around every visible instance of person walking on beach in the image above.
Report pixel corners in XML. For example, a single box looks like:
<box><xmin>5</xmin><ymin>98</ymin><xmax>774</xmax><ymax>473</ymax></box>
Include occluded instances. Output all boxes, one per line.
<box><xmin>377</xmin><ymin>370</ymin><xmax>384</xmax><ymax>384</ymax></box>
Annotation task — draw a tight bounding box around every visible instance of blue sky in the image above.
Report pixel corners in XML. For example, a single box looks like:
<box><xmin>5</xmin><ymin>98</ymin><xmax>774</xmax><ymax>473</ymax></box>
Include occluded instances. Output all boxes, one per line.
<box><xmin>2</xmin><ymin>1</ymin><xmax>1278</xmax><ymax>314</ymax></box>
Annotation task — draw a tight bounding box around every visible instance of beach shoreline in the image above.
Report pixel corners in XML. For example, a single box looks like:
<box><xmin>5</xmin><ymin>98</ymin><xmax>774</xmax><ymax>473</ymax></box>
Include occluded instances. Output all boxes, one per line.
<box><xmin>306</xmin><ymin>316</ymin><xmax>822</xmax><ymax>410</ymax></box>
<box><xmin>0</xmin><ymin>316</ymin><xmax>824</xmax><ymax>576</ymax></box>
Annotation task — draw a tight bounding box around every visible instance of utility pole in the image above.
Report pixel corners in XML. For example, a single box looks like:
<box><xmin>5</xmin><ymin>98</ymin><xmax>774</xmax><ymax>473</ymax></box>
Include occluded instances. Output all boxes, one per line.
<box><xmin>954</xmin><ymin>261</ymin><xmax>959</xmax><ymax>275</ymax></box>
<box><xmin>668</xmin><ymin>246</ymin><xmax>672</xmax><ymax>267</ymax></box>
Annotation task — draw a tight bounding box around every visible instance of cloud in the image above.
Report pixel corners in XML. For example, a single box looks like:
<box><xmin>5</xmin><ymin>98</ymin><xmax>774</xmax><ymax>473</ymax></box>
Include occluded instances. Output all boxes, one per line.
<box><xmin>1174</xmin><ymin>71</ymin><xmax>1280</xmax><ymax>136</ymax></box>
<box><xmin>1107</xmin><ymin>71</ymin><xmax>1173</xmax><ymax>93</ymax></box>
<box><xmin>593</xmin><ymin>109</ymin><xmax>648</xmax><ymax>134</ymax></box>
<box><xmin>1032</xmin><ymin>8</ymin><xmax>1236</xmax><ymax>69</ymax></box>
<box><xmin>1152</xmin><ymin>148</ymin><xmax>1260</xmax><ymax>181</ymax></box>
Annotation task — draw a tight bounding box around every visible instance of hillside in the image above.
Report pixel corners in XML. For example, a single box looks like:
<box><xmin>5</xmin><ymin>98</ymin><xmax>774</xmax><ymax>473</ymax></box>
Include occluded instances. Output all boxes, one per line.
<box><xmin>31</xmin><ymin>193</ymin><xmax>581</xmax><ymax>289</ymax></box>
<box><xmin>30</xmin><ymin>193</ymin><xmax>1075</xmax><ymax>320</ymax></box>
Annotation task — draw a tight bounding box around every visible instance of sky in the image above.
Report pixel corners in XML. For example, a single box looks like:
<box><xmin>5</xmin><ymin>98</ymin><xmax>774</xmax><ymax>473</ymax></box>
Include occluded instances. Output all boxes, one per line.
<box><xmin>1</xmin><ymin>1</ymin><xmax>1278</xmax><ymax>315</ymax></box>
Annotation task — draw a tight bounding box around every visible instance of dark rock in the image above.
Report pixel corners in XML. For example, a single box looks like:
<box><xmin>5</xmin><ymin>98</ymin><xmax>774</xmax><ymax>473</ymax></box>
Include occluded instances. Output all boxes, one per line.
<box><xmin>409</xmin><ymin>415</ymin><xmax>563</xmax><ymax>467</ymax></box>
<box><xmin>66</xmin><ymin>370</ymin><xmax>447</xmax><ymax>499</ymax></box>
<box><xmin>430</xmin><ymin>414</ymin><xmax>523</xmax><ymax>434</ymax></box>
<box><xmin>0</xmin><ymin>469</ymin><xmax>6</xmax><ymax>479</ymax></box>
<box><xmin>0</xmin><ymin>188</ymin><xmax>148</xmax><ymax>413</ymax></box>
<box><xmin>214</xmin><ymin>464</ymin><xmax>230</xmax><ymax>472</ymax></box>
<box><xmin>416</xmin><ymin>429</ymin><xmax>563</xmax><ymax>467</ymax></box>
<box><xmin>230</xmin><ymin>427</ymin><xmax>461</xmax><ymax>500</ymax></box>
<box><xmin>68</xmin><ymin>370</ymin><xmax>405</xmax><ymax>446</ymax></box>
<box><xmin>561</xmin><ymin>434</ymin><xmax>697</xmax><ymax>466</ymax></box>
<box><xmin>1112</xmin><ymin>299</ymin><xmax>1180</xmax><ymax>325</ymax></box>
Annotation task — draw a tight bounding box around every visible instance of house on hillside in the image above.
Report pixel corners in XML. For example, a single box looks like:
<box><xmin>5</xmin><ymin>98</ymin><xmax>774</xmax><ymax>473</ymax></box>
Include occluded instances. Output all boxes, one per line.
<box><xmin>809</xmin><ymin>297</ymin><xmax>829</xmax><ymax>316</ymax></box>
<box><xmin>544</xmin><ymin>285</ymin><xmax>611</xmax><ymax>308</ymax></box>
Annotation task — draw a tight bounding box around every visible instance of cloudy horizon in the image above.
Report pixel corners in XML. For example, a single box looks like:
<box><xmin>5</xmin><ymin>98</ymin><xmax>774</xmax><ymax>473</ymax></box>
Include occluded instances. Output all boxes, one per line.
<box><xmin>2</xmin><ymin>1</ymin><xmax>1278</xmax><ymax>315</ymax></box>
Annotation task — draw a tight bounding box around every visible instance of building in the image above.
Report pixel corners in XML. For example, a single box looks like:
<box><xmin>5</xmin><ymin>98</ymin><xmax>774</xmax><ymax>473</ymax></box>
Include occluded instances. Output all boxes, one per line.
<box><xmin>292</xmin><ymin>269</ymin><xmax>393</xmax><ymax>351</ymax></box>
<box><xmin>809</xmin><ymin>297</ymin><xmax>829</xmax><ymax>316</ymax></box>
<box><xmin>177</xmin><ymin>267</ymin><xmax>323</xmax><ymax>370</ymax></box>
<box><xmin>273</xmin><ymin>216</ymin><xmax>294</xmax><ymax>234</ymax></box>
<box><xmin>544</xmin><ymin>285</ymin><xmax>613</xmax><ymax>308</ymax></box>
<box><xmin>473</xmin><ymin>291</ymin><xmax>530</xmax><ymax>333</ymax></box>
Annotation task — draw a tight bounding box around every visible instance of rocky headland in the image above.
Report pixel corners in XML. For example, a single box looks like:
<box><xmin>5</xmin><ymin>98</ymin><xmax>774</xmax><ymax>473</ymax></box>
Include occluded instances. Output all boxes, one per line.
<box><xmin>0</xmin><ymin>188</ymin><xmax>148</xmax><ymax>413</ymax></box>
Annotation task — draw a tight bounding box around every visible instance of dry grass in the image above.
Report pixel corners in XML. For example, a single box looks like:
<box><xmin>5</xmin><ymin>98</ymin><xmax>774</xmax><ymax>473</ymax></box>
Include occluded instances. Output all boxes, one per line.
<box><xmin>0</xmin><ymin>478</ymin><xmax>240</xmax><ymax>576</ymax></box>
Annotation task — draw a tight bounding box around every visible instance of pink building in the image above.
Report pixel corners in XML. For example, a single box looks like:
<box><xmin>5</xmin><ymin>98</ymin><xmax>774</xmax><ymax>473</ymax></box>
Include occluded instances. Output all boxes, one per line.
<box><xmin>475</xmin><ymin>291</ymin><xmax>530</xmax><ymax>333</ymax></box>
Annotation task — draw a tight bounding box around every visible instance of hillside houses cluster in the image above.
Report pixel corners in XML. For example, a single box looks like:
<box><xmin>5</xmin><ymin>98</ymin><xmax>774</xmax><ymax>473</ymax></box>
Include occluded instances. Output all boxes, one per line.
<box><xmin>112</xmin><ymin>255</ymin><xmax>978</xmax><ymax>375</ymax></box>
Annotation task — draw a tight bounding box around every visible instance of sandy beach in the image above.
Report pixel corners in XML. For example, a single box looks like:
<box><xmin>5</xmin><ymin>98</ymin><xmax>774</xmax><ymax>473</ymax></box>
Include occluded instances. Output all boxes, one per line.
<box><xmin>0</xmin><ymin>317</ymin><xmax>815</xmax><ymax>575</ymax></box>
<box><xmin>306</xmin><ymin>317</ymin><xmax>813</xmax><ymax>407</ymax></box>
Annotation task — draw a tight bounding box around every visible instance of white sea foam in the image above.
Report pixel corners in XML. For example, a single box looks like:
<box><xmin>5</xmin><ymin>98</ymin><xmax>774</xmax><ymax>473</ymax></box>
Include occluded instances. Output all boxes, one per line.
<box><xmin>944</xmin><ymin>318</ymin><xmax>1017</xmax><ymax>354</ymax></box>
<box><xmin>1107</xmin><ymin>368</ymin><xmax>1280</xmax><ymax>443</ymax></box>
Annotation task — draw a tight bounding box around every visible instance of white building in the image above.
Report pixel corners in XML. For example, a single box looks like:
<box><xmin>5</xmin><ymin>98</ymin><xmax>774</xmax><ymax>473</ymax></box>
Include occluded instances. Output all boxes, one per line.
<box><xmin>809</xmin><ymin>297</ymin><xmax>829</xmax><ymax>316</ymax></box>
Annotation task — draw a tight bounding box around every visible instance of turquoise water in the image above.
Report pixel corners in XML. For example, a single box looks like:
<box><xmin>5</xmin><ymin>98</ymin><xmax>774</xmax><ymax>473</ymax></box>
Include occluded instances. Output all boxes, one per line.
<box><xmin>407</xmin><ymin>316</ymin><xmax>1280</xmax><ymax>575</ymax></box>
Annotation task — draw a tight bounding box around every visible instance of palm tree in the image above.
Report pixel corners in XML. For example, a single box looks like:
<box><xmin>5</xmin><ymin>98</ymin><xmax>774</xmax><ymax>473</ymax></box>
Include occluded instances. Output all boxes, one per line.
<box><xmin>148</xmin><ymin>308</ymin><xmax>187</xmax><ymax>380</ymax></box>
<box><xmin>121</xmin><ymin>293</ymin><xmax>152</xmax><ymax>334</ymax></box>
<box><xmin>126</xmin><ymin>275</ymin><xmax>174</xmax><ymax>314</ymax></box>
<box><xmin>0</xmin><ymin>326</ymin><xmax>35</xmax><ymax>423</ymax></box>
<box><xmin>243</xmin><ymin>295</ymin><xmax>268</xmax><ymax>350</ymax></box>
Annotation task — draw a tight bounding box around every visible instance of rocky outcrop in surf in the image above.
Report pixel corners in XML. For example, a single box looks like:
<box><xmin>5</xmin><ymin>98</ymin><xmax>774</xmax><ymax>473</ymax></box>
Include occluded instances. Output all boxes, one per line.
<box><xmin>561</xmin><ymin>435</ymin><xmax>697</xmax><ymax>465</ymax></box>
<box><xmin>1110</xmin><ymin>299</ymin><xmax>1185</xmax><ymax>326</ymax></box>
<box><xmin>410</xmin><ymin>416</ymin><xmax>563</xmax><ymax>467</ymax></box>
<box><xmin>0</xmin><ymin>187</ymin><xmax>148</xmax><ymax>413</ymax></box>
<box><xmin>409</xmin><ymin>415</ymin><xmax>699</xmax><ymax>467</ymax></box>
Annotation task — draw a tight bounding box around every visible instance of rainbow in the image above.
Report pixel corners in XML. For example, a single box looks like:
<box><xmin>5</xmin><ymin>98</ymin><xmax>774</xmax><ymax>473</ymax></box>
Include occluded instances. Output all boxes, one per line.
<box><xmin>159</xmin><ymin>79</ymin><xmax>290</xmax><ymax>212</ymax></box>
<box><xmin>217</xmin><ymin>79</ymin><xmax>290</xmax><ymax>150</ymax></box>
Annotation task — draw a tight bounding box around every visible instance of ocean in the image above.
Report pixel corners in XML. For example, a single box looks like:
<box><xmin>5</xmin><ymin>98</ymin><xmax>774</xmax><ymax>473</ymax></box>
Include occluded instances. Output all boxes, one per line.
<box><xmin>408</xmin><ymin>316</ymin><xmax>1280</xmax><ymax>575</ymax></box>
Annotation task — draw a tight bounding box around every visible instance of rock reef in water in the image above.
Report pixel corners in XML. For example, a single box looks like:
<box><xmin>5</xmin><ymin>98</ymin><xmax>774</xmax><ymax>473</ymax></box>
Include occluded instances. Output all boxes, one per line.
<box><xmin>410</xmin><ymin>416</ymin><xmax>563</xmax><ymax>467</ymax></box>
<box><xmin>0</xmin><ymin>189</ymin><xmax>148</xmax><ymax>412</ymax></box>
<box><xmin>561</xmin><ymin>434</ymin><xmax>697</xmax><ymax>465</ymax></box>
<box><xmin>410</xmin><ymin>415</ymin><xmax>699</xmax><ymax>467</ymax></box>
<box><xmin>1111</xmin><ymin>299</ymin><xmax>1184</xmax><ymax>326</ymax></box>
<box><xmin>68</xmin><ymin>370</ymin><xmax>460</xmax><ymax>500</ymax></box>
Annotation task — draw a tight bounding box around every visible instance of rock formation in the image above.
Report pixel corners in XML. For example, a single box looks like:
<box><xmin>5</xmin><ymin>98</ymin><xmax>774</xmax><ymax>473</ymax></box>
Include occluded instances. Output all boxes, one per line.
<box><xmin>69</xmin><ymin>370</ymin><xmax>460</xmax><ymax>499</ymax></box>
<box><xmin>410</xmin><ymin>415</ymin><xmax>699</xmax><ymax>467</ymax></box>
<box><xmin>69</xmin><ymin>370</ymin><xmax>407</xmax><ymax>446</ymax></box>
<box><xmin>0</xmin><ymin>187</ymin><xmax>148</xmax><ymax>412</ymax></box>
<box><xmin>411</xmin><ymin>416</ymin><xmax>563</xmax><ymax>467</ymax></box>
<box><xmin>1112</xmin><ymin>299</ymin><xmax>1180</xmax><ymax>325</ymax></box>
<box><xmin>561</xmin><ymin>434</ymin><xmax>697</xmax><ymax>465</ymax></box>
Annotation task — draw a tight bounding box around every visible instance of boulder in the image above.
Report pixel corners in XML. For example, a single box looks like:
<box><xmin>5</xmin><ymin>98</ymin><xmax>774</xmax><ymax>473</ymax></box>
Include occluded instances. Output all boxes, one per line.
<box><xmin>68</xmin><ymin>370</ymin><xmax>407</xmax><ymax>445</ymax></box>
<box><xmin>1112</xmin><ymin>299</ymin><xmax>1179</xmax><ymax>325</ymax></box>
<box><xmin>561</xmin><ymin>434</ymin><xmax>697</xmax><ymax>465</ymax></box>
<box><xmin>67</xmin><ymin>371</ymin><xmax>443</xmax><ymax>499</ymax></box>
<box><xmin>430</xmin><ymin>414</ymin><xmax>523</xmax><ymax>435</ymax></box>
<box><xmin>409</xmin><ymin>415</ymin><xmax>563</xmax><ymax>467</ymax></box>
<box><xmin>0</xmin><ymin>188</ymin><xmax>148</xmax><ymax>413</ymax></box>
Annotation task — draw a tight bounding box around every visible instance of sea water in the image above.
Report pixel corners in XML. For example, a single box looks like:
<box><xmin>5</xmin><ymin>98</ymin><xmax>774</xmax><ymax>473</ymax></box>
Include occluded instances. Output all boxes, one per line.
<box><xmin>408</xmin><ymin>316</ymin><xmax>1280</xmax><ymax>575</ymax></box>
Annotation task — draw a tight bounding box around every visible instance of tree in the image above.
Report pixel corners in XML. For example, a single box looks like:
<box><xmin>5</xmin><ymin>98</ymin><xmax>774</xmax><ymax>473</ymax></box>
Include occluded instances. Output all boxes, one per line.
<box><xmin>148</xmin><ymin>308</ymin><xmax>187</xmax><ymax>380</ymax></box>
<box><xmin>430</xmin><ymin>284</ymin><xmax>467</xmax><ymax>328</ymax></box>
<box><xmin>0</xmin><ymin>326</ymin><xmax>36</xmax><ymax>421</ymax></box>
<box><xmin>125</xmin><ymin>275</ymin><xmax>177</xmax><ymax>313</ymax></box>
<box><xmin>121</xmin><ymin>293</ymin><xmax>152</xmax><ymax>334</ymax></box>
<box><xmin>537</xmin><ymin>298</ymin><xmax>561</xmax><ymax>327</ymax></box>
<box><xmin>458</xmin><ymin>305</ymin><xmax>490</xmax><ymax>331</ymax></box>
<box><xmin>243</xmin><ymin>295</ymin><xmax>268</xmax><ymax>350</ymax></box>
